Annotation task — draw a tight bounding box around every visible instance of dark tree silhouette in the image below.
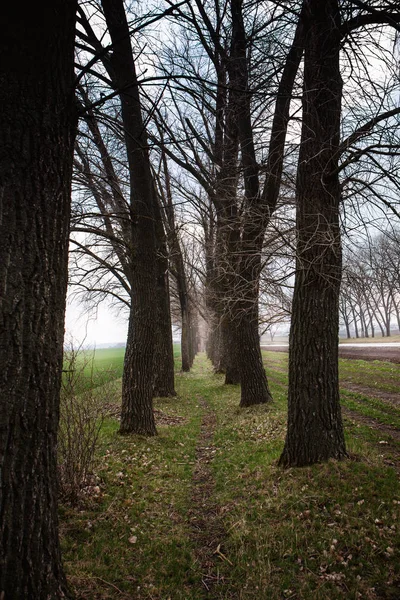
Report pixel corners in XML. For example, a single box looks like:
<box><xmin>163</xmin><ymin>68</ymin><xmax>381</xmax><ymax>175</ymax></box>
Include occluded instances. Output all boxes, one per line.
<box><xmin>0</xmin><ymin>1</ymin><xmax>77</xmax><ymax>597</ymax></box>
<box><xmin>100</xmin><ymin>0</ymin><xmax>160</xmax><ymax>435</ymax></box>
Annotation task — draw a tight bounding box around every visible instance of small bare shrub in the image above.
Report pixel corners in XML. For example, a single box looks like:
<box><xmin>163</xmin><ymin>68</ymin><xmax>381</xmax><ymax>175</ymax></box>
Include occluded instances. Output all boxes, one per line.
<box><xmin>58</xmin><ymin>343</ymin><xmax>113</xmax><ymax>505</ymax></box>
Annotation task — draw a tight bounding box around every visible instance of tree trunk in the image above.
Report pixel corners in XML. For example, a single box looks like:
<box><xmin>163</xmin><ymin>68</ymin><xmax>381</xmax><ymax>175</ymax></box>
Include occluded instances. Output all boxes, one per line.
<box><xmin>181</xmin><ymin>307</ymin><xmax>191</xmax><ymax>371</ymax></box>
<box><xmin>279</xmin><ymin>0</ymin><xmax>347</xmax><ymax>467</ymax></box>
<box><xmin>0</xmin><ymin>2</ymin><xmax>77</xmax><ymax>597</ymax></box>
<box><xmin>207</xmin><ymin>320</ymin><xmax>221</xmax><ymax>369</ymax></box>
<box><xmin>159</xmin><ymin>148</ymin><xmax>193</xmax><ymax>373</ymax></box>
<box><xmin>101</xmin><ymin>0</ymin><xmax>158</xmax><ymax>435</ymax></box>
<box><xmin>352</xmin><ymin>306</ymin><xmax>359</xmax><ymax>338</ymax></box>
<box><xmin>152</xmin><ymin>197</ymin><xmax>176</xmax><ymax>397</ymax></box>
<box><xmin>375</xmin><ymin>312</ymin><xmax>385</xmax><ymax>337</ymax></box>
<box><xmin>343</xmin><ymin>313</ymin><xmax>351</xmax><ymax>339</ymax></box>
<box><xmin>212</xmin><ymin>315</ymin><xmax>226</xmax><ymax>373</ymax></box>
<box><xmin>385</xmin><ymin>311</ymin><xmax>391</xmax><ymax>337</ymax></box>
<box><xmin>237</xmin><ymin>305</ymin><xmax>272</xmax><ymax>406</ymax></box>
<box><xmin>121</xmin><ymin>315</ymin><xmax>157</xmax><ymax>435</ymax></box>
<box><xmin>188</xmin><ymin>308</ymin><xmax>199</xmax><ymax>366</ymax></box>
<box><xmin>232</xmin><ymin>227</ymin><xmax>272</xmax><ymax>404</ymax></box>
<box><xmin>153</xmin><ymin>254</ymin><xmax>176</xmax><ymax>397</ymax></box>
<box><xmin>223</xmin><ymin>318</ymin><xmax>241</xmax><ymax>384</ymax></box>
<box><xmin>358</xmin><ymin>301</ymin><xmax>367</xmax><ymax>337</ymax></box>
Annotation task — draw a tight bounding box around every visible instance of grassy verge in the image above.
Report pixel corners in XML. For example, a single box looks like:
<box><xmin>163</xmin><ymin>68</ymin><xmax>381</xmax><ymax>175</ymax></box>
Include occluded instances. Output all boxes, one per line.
<box><xmin>60</xmin><ymin>351</ymin><xmax>400</xmax><ymax>599</ymax></box>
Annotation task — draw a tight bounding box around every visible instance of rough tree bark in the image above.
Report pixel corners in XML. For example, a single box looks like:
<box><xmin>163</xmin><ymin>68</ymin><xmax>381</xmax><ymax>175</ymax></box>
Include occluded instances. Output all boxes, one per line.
<box><xmin>279</xmin><ymin>0</ymin><xmax>347</xmax><ymax>467</ymax></box>
<box><xmin>0</xmin><ymin>1</ymin><xmax>77</xmax><ymax>597</ymax></box>
<box><xmin>153</xmin><ymin>194</ymin><xmax>176</xmax><ymax>397</ymax></box>
<box><xmin>101</xmin><ymin>0</ymin><xmax>157</xmax><ymax>435</ymax></box>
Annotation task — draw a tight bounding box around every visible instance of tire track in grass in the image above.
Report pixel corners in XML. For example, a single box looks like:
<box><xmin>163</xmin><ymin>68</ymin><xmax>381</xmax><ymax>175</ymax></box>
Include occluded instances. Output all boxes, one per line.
<box><xmin>340</xmin><ymin>382</ymin><xmax>400</xmax><ymax>408</ymax></box>
<box><xmin>265</xmin><ymin>355</ymin><xmax>400</xmax><ymax>476</ymax></box>
<box><xmin>188</xmin><ymin>397</ymin><xmax>229</xmax><ymax>598</ymax></box>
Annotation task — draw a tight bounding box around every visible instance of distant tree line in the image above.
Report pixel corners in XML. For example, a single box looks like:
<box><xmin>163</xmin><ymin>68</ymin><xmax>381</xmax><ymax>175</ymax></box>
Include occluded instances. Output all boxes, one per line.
<box><xmin>340</xmin><ymin>231</ymin><xmax>400</xmax><ymax>338</ymax></box>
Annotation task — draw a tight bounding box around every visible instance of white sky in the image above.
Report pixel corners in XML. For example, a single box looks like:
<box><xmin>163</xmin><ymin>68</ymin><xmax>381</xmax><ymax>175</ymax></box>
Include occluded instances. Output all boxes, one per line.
<box><xmin>64</xmin><ymin>298</ymin><xmax>129</xmax><ymax>347</ymax></box>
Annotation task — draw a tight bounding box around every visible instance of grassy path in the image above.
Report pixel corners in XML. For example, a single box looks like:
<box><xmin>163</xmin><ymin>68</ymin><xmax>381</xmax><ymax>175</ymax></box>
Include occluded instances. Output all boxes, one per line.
<box><xmin>188</xmin><ymin>397</ymin><xmax>227</xmax><ymax>596</ymax></box>
<box><xmin>60</xmin><ymin>352</ymin><xmax>400</xmax><ymax>600</ymax></box>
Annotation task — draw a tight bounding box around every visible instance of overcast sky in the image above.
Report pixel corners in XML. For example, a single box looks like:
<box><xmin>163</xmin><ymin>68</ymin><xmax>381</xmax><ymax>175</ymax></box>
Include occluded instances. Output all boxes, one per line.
<box><xmin>64</xmin><ymin>298</ymin><xmax>129</xmax><ymax>347</ymax></box>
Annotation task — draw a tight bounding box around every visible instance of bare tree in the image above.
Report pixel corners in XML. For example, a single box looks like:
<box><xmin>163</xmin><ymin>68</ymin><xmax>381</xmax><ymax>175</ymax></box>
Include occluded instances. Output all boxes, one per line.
<box><xmin>280</xmin><ymin>0</ymin><xmax>400</xmax><ymax>467</ymax></box>
<box><xmin>152</xmin><ymin>0</ymin><xmax>305</xmax><ymax>406</ymax></box>
<box><xmin>100</xmin><ymin>0</ymin><xmax>159</xmax><ymax>435</ymax></box>
<box><xmin>279</xmin><ymin>0</ymin><xmax>347</xmax><ymax>467</ymax></box>
<box><xmin>73</xmin><ymin>0</ymin><xmax>180</xmax><ymax>433</ymax></box>
<box><xmin>340</xmin><ymin>232</ymin><xmax>400</xmax><ymax>338</ymax></box>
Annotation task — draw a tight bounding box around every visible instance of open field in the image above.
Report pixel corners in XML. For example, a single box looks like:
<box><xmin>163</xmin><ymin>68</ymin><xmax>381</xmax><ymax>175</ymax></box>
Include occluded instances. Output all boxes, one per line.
<box><xmin>340</xmin><ymin>334</ymin><xmax>400</xmax><ymax>344</ymax></box>
<box><xmin>262</xmin><ymin>344</ymin><xmax>400</xmax><ymax>365</ymax></box>
<box><xmin>89</xmin><ymin>348</ymin><xmax>125</xmax><ymax>375</ymax></box>
<box><xmin>338</xmin><ymin>346</ymin><xmax>400</xmax><ymax>365</ymax></box>
<box><xmin>67</xmin><ymin>345</ymin><xmax>182</xmax><ymax>385</ymax></box>
<box><xmin>60</xmin><ymin>351</ymin><xmax>400</xmax><ymax>599</ymax></box>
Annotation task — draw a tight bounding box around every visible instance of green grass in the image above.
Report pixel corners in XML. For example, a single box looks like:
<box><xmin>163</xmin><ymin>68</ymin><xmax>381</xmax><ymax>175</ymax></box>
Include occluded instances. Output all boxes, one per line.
<box><xmin>61</xmin><ymin>347</ymin><xmax>125</xmax><ymax>395</ymax></box>
<box><xmin>340</xmin><ymin>390</ymin><xmax>400</xmax><ymax>429</ymax></box>
<box><xmin>60</xmin><ymin>370</ymin><xmax>205</xmax><ymax>599</ymax></box>
<box><xmin>62</xmin><ymin>345</ymin><xmax>182</xmax><ymax>394</ymax></box>
<box><xmin>339</xmin><ymin>358</ymin><xmax>400</xmax><ymax>395</ymax></box>
<box><xmin>90</xmin><ymin>347</ymin><xmax>126</xmax><ymax>376</ymax></box>
<box><xmin>60</xmin><ymin>350</ymin><xmax>400</xmax><ymax>599</ymax></box>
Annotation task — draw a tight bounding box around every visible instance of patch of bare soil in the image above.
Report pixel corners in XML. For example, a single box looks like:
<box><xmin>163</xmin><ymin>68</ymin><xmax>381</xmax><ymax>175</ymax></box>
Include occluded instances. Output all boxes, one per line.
<box><xmin>102</xmin><ymin>404</ymin><xmax>186</xmax><ymax>426</ymax></box>
<box><xmin>189</xmin><ymin>398</ymin><xmax>229</xmax><ymax>597</ymax></box>
<box><xmin>153</xmin><ymin>408</ymin><xmax>187</xmax><ymax>426</ymax></box>
<box><xmin>342</xmin><ymin>407</ymin><xmax>400</xmax><ymax>476</ymax></box>
<box><xmin>339</xmin><ymin>346</ymin><xmax>400</xmax><ymax>364</ymax></box>
<box><xmin>340</xmin><ymin>383</ymin><xmax>400</xmax><ymax>407</ymax></box>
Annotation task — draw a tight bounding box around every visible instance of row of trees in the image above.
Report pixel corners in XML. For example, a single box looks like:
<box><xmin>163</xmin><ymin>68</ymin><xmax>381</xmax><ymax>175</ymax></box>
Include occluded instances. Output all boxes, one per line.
<box><xmin>341</xmin><ymin>232</ymin><xmax>400</xmax><ymax>338</ymax></box>
<box><xmin>1</xmin><ymin>0</ymin><xmax>400</xmax><ymax>596</ymax></box>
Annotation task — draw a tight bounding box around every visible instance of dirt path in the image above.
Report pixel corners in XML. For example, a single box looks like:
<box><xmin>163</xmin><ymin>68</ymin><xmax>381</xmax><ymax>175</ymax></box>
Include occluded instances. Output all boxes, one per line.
<box><xmin>189</xmin><ymin>398</ymin><xmax>228</xmax><ymax>597</ymax></box>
